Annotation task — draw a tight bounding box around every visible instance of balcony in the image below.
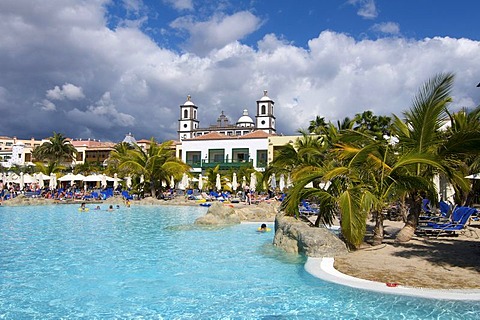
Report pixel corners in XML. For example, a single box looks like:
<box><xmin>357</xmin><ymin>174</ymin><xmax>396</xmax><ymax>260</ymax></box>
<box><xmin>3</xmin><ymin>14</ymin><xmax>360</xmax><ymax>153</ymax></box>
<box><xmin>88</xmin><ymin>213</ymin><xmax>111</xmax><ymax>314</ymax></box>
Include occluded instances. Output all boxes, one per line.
<box><xmin>186</xmin><ymin>160</ymin><xmax>202</xmax><ymax>168</ymax></box>
<box><xmin>201</xmin><ymin>158</ymin><xmax>253</xmax><ymax>170</ymax></box>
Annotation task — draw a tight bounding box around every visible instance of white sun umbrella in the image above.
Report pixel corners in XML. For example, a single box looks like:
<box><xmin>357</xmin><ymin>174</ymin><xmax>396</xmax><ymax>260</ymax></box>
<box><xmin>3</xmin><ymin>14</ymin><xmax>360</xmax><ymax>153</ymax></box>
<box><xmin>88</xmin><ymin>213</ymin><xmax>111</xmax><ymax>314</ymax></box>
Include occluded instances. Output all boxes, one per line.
<box><xmin>58</xmin><ymin>173</ymin><xmax>77</xmax><ymax>182</ymax></box>
<box><xmin>35</xmin><ymin>173</ymin><xmax>44</xmax><ymax>188</ymax></box>
<box><xmin>49</xmin><ymin>173</ymin><xmax>57</xmax><ymax>189</ymax></box>
<box><xmin>140</xmin><ymin>174</ymin><xmax>145</xmax><ymax>184</ymax></box>
<box><xmin>126</xmin><ymin>176</ymin><xmax>132</xmax><ymax>189</ymax></box>
<box><xmin>19</xmin><ymin>172</ymin><xmax>25</xmax><ymax>190</ymax></box>
<box><xmin>216</xmin><ymin>174</ymin><xmax>222</xmax><ymax>191</ymax></box>
<box><xmin>22</xmin><ymin>173</ymin><xmax>37</xmax><ymax>184</ymax></box>
<box><xmin>465</xmin><ymin>173</ymin><xmax>480</xmax><ymax>179</ymax></box>
<box><xmin>269</xmin><ymin>173</ymin><xmax>277</xmax><ymax>190</ymax></box>
<box><xmin>74</xmin><ymin>173</ymin><xmax>86</xmax><ymax>181</ymax></box>
<box><xmin>113</xmin><ymin>173</ymin><xmax>119</xmax><ymax>190</ymax></box>
<box><xmin>198</xmin><ymin>174</ymin><xmax>203</xmax><ymax>191</ymax></box>
<box><xmin>82</xmin><ymin>174</ymin><xmax>103</xmax><ymax>182</ymax></box>
<box><xmin>250</xmin><ymin>172</ymin><xmax>256</xmax><ymax>192</ymax></box>
<box><xmin>279</xmin><ymin>174</ymin><xmax>285</xmax><ymax>192</ymax></box>
<box><xmin>101</xmin><ymin>174</ymin><xmax>107</xmax><ymax>189</ymax></box>
<box><xmin>242</xmin><ymin>176</ymin><xmax>246</xmax><ymax>189</ymax></box>
<box><xmin>232</xmin><ymin>173</ymin><xmax>238</xmax><ymax>191</ymax></box>
<box><xmin>39</xmin><ymin>173</ymin><xmax>51</xmax><ymax>180</ymax></box>
<box><xmin>179</xmin><ymin>173</ymin><xmax>188</xmax><ymax>190</ymax></box>
<box><xmin>286</xmin><ymin>174</ymin><xmax>293</xmax><ymax>188</ymax></box>
<box><xmin>170</xmin><ymin>175</ymin><xmax>175</xmax><ymax>189</ymax></box>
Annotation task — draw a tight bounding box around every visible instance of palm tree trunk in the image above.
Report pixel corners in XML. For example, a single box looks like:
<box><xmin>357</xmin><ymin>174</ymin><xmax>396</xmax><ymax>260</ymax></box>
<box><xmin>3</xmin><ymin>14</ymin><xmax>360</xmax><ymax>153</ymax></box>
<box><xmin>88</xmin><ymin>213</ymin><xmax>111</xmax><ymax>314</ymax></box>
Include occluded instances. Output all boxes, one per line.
<box><xmin>150</xmin><ymin>184</ymin><xmax>156</xmax><ymax>198</ymax></box>
<box><xmin>372</xmin><ymin>210</ymin><xmax>384</xmax><ymax>246</ymax></box>
<box><xmin>395</xmin><ymin>192</ymin><xmax>422</xmax><ymax>243</ymax></box>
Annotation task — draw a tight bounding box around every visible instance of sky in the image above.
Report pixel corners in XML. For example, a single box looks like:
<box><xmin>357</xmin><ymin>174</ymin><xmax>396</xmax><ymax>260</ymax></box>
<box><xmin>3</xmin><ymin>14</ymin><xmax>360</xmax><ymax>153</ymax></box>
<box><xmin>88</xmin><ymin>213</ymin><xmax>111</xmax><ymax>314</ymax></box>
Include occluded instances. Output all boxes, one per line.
<box><xmin>1</xmin><ymin>0</ymin><xmax>479</xmax><ymax>143</ymax></box>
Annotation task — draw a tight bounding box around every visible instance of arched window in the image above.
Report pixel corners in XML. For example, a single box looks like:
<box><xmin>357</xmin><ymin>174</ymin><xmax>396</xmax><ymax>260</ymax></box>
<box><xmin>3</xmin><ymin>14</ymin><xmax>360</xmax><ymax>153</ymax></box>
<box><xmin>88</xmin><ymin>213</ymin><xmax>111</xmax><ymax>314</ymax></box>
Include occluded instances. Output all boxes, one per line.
<box><xmin>184</xmin><ymin>109</ymin><xmax>188</xmax><ymax>118</ymax></box>
<box><xmin>193</xmin><ymin>110</ymin><xmax>197</xmax><ymax>119</ymax></box>
<box><xmin>261</xmin><ymin>105</ymin><xmax>266</xmax><ymax>114</ymax></box>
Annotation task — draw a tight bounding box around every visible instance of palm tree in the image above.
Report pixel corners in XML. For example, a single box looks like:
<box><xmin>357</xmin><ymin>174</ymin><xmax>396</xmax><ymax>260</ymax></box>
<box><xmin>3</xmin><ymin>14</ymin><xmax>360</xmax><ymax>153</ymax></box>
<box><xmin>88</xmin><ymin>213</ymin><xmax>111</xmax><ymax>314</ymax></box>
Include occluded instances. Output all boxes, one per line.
<box><xmin>204</xmin><ymin>165</ymin><xmax>221</xmax><ymax>191</ymax></box>
<box><xmin>73</xmin><ymin>162</ymin><xmax>103</xmax><ymax>175</ymax></box>
<box><xmin>353</xmin><ymin>110</ymin><xmax>392</xmax><ymax>139</ymax></box>
<box><xmin>308</xmin><ymin>116</ymin><xmax>328</xmax><ymax>134</ymax></box>
<box><xmin>443</xmin><ymin>107</ymin><xmax>480</xmax><ymax>204</ymax></box>
<box><xmin>32</xmin><ymin>132</ymin><xmax>77</xmax><ymax>165</ymax></box>
<box><xmin>34</xmin><ymin>161</ymin><xmax>66</xmax><ymax>176</ymax></box>
<box><xmin>114</xmin><ymin>138</ymin><xmax>190</xmax><ymax>197</ymax></box>
<box><xmin>105</xmin><ymin>142</ymin><xmax>135</xmax><ymax>176</ymax></box>
<box><xmin>394</xmin><ymin>73</ymin><xmax>474</xmax><ymax>242</ymax></box>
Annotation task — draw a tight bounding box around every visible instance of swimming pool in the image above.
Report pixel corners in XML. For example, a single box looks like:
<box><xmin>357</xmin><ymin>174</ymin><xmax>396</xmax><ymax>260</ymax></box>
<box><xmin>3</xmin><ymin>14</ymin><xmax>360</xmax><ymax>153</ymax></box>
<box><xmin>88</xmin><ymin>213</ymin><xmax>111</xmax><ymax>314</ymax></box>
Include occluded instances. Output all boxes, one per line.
<box><xmin>0</xmin><ymin>204</ymin><xmax>479</xmax><ymax>319</ymax></box>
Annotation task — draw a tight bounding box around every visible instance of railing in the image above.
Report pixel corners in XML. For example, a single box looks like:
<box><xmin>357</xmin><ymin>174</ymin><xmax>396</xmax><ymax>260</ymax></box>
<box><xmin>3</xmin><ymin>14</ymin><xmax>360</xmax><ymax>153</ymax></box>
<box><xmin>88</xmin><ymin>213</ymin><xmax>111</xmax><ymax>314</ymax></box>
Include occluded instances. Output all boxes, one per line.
<box><xmin>201</xmin><ymin>159</ymin><xmax>253</xmax><ymax>169</ymax></box>
<box><xmin>186</xmin><ymin>158</ymin><xmax>267</xmax><ymax>169</ymax></box>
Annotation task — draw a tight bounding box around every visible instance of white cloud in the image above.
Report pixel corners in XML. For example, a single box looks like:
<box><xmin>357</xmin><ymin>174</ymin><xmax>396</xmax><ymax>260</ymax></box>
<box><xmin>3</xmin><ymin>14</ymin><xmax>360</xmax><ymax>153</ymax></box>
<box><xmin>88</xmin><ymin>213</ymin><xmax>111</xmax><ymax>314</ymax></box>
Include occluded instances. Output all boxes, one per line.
<box><xmin>348</xmin><ymin>0</ymin><xmax>378</xmax><ymax>19</ymax></box>
<box><xmin>67</xmin><ymin>92</ymin><xmax>135</xmax><ymax>128</ymax></box>
<box><xmin>163</xmin><ymin>0</ymin><xmax>193</xmax><ymax>11</ymax></box>
<box><xmin>371</xmin><ymin>22</ymin><xmax>400</xmax><ymax>35</ymax></box>
<box><xmin>170</xmin><ymin>11</ymin><xmax>262</xmax><ymax>55</ymax></box>
<box><xmin>1</xmin><ymin>1</ymin><xmax>480</xmax><ymax>143</ymax></box>
<box><xmin>37</xmin><ymin>99</ymin><xmax>57</xmax><ymax>111</ymax></box>
<box><xmin>46</xmin><ymin>83</ymin><xmax>85</xmax><ymax>101</ymax></box>
<box><xmin>122</xmin><ymin>0</ymin><xmax>143</xmax><ymax>14</ymax></box>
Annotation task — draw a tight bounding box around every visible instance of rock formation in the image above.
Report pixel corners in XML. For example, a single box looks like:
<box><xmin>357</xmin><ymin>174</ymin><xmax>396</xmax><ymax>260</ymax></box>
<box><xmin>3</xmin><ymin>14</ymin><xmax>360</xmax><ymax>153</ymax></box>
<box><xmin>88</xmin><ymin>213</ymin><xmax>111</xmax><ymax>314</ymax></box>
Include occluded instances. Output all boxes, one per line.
<box><xmin>194</xmin><ymin>202</ymin><xmax>241</xmax><ymax>226</ymax></box>
<box><xmin>273</xmin><ymin>213</ymin><xmax>348</xmax><ymax>257</ymax></box>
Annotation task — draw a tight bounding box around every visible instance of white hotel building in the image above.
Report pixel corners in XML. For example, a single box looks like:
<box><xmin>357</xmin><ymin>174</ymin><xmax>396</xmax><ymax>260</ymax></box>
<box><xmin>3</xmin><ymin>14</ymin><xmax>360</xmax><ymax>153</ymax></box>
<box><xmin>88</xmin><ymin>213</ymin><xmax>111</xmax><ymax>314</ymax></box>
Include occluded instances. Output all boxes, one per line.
<box><xmin>176</xmin><ymin>91</ymin><xmax>278</xmax><ymax>173</ymax></box>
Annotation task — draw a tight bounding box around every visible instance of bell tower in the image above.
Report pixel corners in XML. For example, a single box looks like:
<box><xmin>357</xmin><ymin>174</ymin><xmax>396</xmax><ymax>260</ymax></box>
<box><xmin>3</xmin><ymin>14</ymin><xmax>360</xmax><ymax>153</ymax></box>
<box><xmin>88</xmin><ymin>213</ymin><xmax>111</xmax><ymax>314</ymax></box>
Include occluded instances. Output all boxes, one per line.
<box><xmin>178</xmin><ymin>95</ymin><xmax>199</xmax><ymax>140</ymax></box>
<box><xmin>255</xmin><ymin>90</ymin><xmax>276</xmax><ymax>134</ymax></box>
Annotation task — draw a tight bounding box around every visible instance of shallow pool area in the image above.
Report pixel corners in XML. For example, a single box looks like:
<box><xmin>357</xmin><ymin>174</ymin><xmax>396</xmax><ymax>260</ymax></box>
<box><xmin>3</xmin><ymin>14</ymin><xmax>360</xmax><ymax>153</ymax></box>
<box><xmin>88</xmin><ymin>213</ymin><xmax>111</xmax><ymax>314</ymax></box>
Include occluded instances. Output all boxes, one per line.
<box><xmin>1</xmin><ymin>204</ymin><xmax>479</xmax><ymax>319</ymax></box>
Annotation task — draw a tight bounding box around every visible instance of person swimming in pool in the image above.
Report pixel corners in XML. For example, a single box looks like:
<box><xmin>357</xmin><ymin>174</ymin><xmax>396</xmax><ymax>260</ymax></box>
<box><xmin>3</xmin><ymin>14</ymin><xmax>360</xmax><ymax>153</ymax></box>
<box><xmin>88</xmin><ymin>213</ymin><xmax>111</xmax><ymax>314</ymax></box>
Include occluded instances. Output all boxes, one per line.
<box><xmin>258</xmin><ymin>223</ymin><xmax>269</xmax><ymax>232</ymax></box>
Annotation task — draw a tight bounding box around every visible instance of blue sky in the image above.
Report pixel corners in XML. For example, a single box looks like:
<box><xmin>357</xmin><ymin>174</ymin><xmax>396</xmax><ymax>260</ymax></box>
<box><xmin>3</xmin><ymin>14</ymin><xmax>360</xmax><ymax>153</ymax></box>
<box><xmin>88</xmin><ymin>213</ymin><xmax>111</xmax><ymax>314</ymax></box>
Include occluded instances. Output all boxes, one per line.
<box><xmin>0</xmin><ymin>0</ymin><xmax>479</xmax><ymax>142</ymax></box>
<box><xmin>113</xmin><ymin>0</ymin><xmax>480</xmax><ymax>51</ymax></box>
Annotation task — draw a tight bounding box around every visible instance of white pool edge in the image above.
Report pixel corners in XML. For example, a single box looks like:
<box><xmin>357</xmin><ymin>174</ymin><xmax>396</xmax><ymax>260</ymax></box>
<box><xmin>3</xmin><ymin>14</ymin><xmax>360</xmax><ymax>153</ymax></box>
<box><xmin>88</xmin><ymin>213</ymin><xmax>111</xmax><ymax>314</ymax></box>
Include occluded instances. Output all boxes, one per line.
<box><xmin>305</xmin><ymin>257</ymin><xmax>480</xmax><ymax>301</ymax></box>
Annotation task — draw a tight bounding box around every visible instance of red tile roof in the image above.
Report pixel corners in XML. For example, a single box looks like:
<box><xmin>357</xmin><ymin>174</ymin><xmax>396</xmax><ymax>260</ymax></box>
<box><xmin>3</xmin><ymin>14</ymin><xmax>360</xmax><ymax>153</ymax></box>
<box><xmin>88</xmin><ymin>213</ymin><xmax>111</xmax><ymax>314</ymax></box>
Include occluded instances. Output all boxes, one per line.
<box><xmin>187</xmin><ymin>130</ymin><xmax>275</xmax><ymax>141</ymax></box>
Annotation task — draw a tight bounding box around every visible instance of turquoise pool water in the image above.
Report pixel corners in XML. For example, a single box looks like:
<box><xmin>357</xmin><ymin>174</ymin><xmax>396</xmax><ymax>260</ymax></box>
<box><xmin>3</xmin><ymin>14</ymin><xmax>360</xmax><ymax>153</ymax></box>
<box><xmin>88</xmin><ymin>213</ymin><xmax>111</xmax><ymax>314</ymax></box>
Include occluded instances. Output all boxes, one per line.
<box><xmin>0</xmin><ymin>204</ymin><xmax>479</xmax><ymax>319</ymax></box>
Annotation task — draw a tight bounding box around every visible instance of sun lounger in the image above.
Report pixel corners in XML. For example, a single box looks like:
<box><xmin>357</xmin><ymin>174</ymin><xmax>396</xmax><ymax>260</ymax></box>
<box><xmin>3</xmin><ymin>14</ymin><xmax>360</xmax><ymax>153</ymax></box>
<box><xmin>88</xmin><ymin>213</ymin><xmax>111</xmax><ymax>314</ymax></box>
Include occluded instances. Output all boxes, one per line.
<box><xmin>121</xmin><ymin>191</ymin><xmax>133</xmax><ymax>200</ymax></box>
<box><xmin>299</xmin><ymin>200</ymin><xmax>319</xmax><ymax>215</ymax></box>
<box><xmin>419</xmin><ymin>204</ymin><xmax>463</xmax><ymax>227</ymax></box>
<box><xmin>201</xmin><ymin>192</ymin><xmax>213</xmax><ymax>201</ymax></box>
<box><xmin>416</xmin><ymin>206</ymin><xmax>478</xmax><ymax>238</ymax></box>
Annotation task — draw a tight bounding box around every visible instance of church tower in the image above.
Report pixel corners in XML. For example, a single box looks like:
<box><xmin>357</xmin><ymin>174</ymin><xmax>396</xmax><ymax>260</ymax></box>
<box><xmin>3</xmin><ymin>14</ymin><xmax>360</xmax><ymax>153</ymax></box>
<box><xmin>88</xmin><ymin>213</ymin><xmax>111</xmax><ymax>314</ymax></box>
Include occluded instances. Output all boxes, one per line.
<box><xmin>255</xmin><ymin>90</ymin><xmax>276</xmax><ymax>134</ymax></box>
<box><xmin>178</xmin><ymin>95</ymin><xmax>199</xmax><ymax>140</ymax></box>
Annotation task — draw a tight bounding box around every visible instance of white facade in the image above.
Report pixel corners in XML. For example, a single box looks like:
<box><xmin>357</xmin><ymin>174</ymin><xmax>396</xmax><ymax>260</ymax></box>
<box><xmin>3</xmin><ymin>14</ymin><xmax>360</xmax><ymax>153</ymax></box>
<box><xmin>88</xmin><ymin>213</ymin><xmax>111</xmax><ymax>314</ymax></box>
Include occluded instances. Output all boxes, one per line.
<box><xmin>0</xmin><ymin>136</ymin><xmax>46</xmax><ymax>168</ymax></box>
<box><xmin>178</xmin><ymin>131</ymin><xmax>271</xmax><ymax>173</ymax></box>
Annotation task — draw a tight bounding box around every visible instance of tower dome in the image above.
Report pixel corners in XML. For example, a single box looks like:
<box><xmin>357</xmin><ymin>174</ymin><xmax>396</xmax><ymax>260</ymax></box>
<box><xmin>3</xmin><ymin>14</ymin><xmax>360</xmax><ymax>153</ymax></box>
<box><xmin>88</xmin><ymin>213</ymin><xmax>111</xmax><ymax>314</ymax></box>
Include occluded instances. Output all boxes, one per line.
<box><xmin>183</xmin><ymin>95</ymin><xmax>195</xmax><ymax>106</ymax></box>
<box><xmin>123</xmin><ymin>132</ymin><xmax>137</xmax><ymax>145</ymax></box>
<box><xmin>236</xmin><ymin>109</ymin><xmax>254</xmax><ymax>127</ymax></box>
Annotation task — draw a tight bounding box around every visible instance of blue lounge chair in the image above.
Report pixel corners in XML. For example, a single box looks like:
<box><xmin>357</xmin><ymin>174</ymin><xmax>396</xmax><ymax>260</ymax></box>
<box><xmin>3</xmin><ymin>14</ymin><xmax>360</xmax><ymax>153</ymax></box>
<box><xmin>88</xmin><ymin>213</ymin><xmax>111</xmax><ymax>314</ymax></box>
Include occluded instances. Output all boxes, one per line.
<box><xmin>299</xmin><ymin>200</ymin><xmax>319</xmax><ymax>215</ymax></box>
<box><xmin>121</xmin><ymin>191</ymin><xmax>133</xmax><ymax>200</ymax></box>
<box><xmin>419</xmin><ymin>200</ymin><xmax>454</xmax><ymax>224</ymax></box>
<box><xmin>420</xmin><ymin>204</ymin><xmax>464</xmax><ymax>227</ymax></box>
<box><xmin>416</xmin><ymin>206</ymin><xmax>478</xmax><ymax>238</ymax></box>
<box><xmin>439</xmin><ymin>200</ymin><xmax>451</xmax><ymax>217</ymax></box>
